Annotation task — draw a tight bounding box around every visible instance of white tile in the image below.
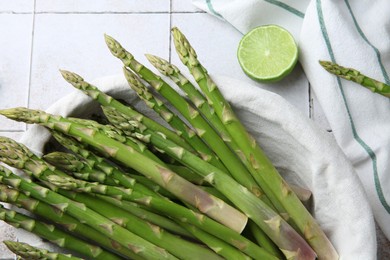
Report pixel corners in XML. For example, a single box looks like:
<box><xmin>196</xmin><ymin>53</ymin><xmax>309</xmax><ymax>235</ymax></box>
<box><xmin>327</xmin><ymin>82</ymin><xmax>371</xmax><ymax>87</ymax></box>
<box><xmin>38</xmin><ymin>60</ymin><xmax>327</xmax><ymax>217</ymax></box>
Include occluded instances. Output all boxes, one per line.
<box><xmin>36</xmin><ymin>0</ymin><xmax>170</xmax><ymax>13</ymax></box>
<box><xmin>0</xmin><ymin>14</ymin><xmax>33</xmax><ymax>131</ymax></box>
<box><xmin>0</xmin><ymin>0</ymin><xmax>34</xmax><ymax>12</ymax></box>
<box><xmin>170</xmin><ymin>13</ymin><xmax>310</xmax><ymax>116</ymax></box>
<box><xmin>29</xmin><ymin>13</ymin><xmax>170</xmax><ymax>110</ymax></box>
<box><xmin>172</xmin><ymin>0</ymin><xmax>203</xmax><ymax>12</ymax></box>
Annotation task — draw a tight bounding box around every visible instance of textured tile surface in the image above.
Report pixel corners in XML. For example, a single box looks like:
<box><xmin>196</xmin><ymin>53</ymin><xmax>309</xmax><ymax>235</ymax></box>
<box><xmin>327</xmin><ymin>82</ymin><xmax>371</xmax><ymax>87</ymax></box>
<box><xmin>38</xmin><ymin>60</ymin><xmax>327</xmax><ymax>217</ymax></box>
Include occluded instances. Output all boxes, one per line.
<box><xmin>0</xmin><ymin>0</ymin><xmax>34</xmax><ymax>12</ymax></box>
<box><xmin>0</xmin><ymin>14</ymin><xmax>33</xmax><ymax>131</ymax></box>
<box><xmin>36</xmin><ymin>0</ymin><xmax>170</xmax><ymax>12</ymax></box>
<box><xmin>29</xmin><ymin>13</ymin><xmax>170</xmax><ymax>110</ymax></box>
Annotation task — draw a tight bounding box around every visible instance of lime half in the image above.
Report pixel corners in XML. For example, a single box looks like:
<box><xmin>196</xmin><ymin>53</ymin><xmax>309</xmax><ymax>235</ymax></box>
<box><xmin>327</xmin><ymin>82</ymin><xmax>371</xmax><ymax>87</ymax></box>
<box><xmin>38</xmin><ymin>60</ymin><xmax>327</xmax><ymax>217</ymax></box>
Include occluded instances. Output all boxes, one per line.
<box><xmin>237</xmin><ymin>25</ymin><xmax>298</xmax><ymax>82</ymax></box>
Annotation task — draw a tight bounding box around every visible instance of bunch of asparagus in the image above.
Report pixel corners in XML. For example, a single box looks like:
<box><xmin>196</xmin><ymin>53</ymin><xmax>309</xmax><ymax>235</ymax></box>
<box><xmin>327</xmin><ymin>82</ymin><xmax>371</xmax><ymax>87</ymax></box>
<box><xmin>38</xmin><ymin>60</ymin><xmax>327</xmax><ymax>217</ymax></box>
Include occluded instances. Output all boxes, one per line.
<box><xmin>0</xmin><ymin>27</ymin><xmax>338</xmax><ymax>260</ymax></box>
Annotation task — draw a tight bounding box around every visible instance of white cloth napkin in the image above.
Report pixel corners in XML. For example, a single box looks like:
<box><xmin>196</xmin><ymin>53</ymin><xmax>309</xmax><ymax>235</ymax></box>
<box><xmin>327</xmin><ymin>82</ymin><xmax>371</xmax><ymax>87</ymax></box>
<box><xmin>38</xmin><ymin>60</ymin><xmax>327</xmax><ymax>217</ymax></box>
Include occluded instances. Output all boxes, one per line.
<box><xmin>194</xmin><ymin>0</ymin><xmax>390</xmax><ymax>257</ymax></box>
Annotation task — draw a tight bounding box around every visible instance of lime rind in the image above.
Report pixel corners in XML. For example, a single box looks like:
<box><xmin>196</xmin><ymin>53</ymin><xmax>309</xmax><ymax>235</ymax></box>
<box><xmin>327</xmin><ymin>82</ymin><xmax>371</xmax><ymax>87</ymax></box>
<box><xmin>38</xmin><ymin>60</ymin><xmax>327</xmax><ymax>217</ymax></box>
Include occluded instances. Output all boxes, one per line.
<box><xmin>237</xmin><ymin>25</ymin><xmax>298</xmax><ymax>82</ymax></box>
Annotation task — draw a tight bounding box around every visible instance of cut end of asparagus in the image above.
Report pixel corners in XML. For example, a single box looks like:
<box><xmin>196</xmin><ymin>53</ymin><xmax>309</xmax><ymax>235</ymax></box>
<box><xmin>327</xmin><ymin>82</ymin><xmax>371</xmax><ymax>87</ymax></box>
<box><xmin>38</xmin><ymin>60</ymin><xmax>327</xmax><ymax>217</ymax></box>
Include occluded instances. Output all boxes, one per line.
<box><xmin>104</xmin><ymin>34</ymin><xmax>133</xmax><ymax>63</ymax></box>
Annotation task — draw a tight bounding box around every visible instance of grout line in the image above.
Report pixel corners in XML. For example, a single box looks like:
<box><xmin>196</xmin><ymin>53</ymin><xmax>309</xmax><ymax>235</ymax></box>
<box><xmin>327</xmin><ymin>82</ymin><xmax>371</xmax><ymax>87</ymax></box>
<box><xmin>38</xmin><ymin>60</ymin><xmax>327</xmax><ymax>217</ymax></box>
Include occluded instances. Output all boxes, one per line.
<box><xmin>0</xmin><ymin>11</ymin><xmax>33</xmax><ymax>14</ymax></box>
<box><xmin>30</xmin><ymin>11</ymin><xmax>206</xmax><ymax>15</ymax></box>
<box><xmin>26</xmin><ymin>0</ymin><xmax>37</xmax><ymax>131</ymax></box>
<box><xmin>308</xmin><ymin>82</ymin><xmax>313</xmax><ymax>119</ymax></box>
<box><xmin>0</xmin><ymin>130</ymin><xmax>25</xmax><ymax>133</ymax></box>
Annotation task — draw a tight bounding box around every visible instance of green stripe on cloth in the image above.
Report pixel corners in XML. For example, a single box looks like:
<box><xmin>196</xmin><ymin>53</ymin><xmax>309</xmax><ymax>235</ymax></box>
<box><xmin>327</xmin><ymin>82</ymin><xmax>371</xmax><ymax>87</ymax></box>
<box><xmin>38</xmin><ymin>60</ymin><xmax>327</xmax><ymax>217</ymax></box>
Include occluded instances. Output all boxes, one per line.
<box><xmin>206</xmin><ymin>0</ymin><xmax>223</xmax><ymax>18</ymax></box>
<box><xmin>344</xmin><ymin>0</ymin><xmax>390</xmax><ymax>85</ymax></box>
<box><xmin>205</xmin><ymin>0</ymin><xmax>243</xmax><ymax>35</ymax></box>
<box><xmin>316</xmin><ymin>0</ymin><xmax>390</xmax><ymax>213</ymax></box>
<box><xmin>263</xmin><ymin>0</ymin><xmax>305</xmax><ymax>18</ymax></box>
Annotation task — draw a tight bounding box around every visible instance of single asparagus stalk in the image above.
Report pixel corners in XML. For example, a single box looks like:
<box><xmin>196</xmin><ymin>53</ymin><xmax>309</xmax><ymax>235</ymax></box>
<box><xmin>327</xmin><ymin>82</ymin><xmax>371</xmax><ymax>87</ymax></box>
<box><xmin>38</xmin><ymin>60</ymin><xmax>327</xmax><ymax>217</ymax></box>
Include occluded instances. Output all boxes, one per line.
<box><xmin>104</xmin><ymin>106</ymin><xmax>316</xmax><ymax>259</ymax></box>
<box><xmin>60</xmin><ymin>69</ymin><xmax>194</xmax><ymax>152</ymax></box>
<box><xmin>172</xmin><ymin>26</ymin><xmax>336</xmax><ymax>259</ymax></box>
<box><xmin>0</xmin><ymin>184</ymin><xmax>141</xmax><ymax>259</ymax></box>
<box><xmin>320</xmin><ymin>60</ymin><xmax>390</xmax><ymax>98</ymax></box>
<box><xmin>248</xmin><ymin>221</ymin><xmax>284</xmax><ymax>259</ymax></box>
<box><xmin>55</xmin><ymin>188</ymin><xmax>222</xmax><ymax>260</ymax></box>
<box><xmin>168</xmin><ymin>164</ymin><xmax>207</xmax><ymax>185</ymax></box>
<box><xmin>123</xmin><ymin>66</ymin><xmax>227</xmax><ymax>171</ymax></box>
<box><xmin>0</xmin><ymin>165</ymin><xmax>177</xmax><ymax>260</ymax></box>
<box><xmin>47</xmin><ymin>174</ymin><xmax>275</xmax><ymax>260</ymax></box>
<box><xmin>0</xmin><ymin>204</ymin><xmax>120</xmax><ymax>260</ymax></box>
<box><xmin>146</xmin><ymin>54</ymin><xmax>242</xmax><ymax>152</ymax></box>
<box><xmin>104</xmin><ymin>34</ymin><xmax>265</xmax><ymax>197</ymax></box>
<box><xmin>0</xmin><ymin>108</ymin><xmax>248</xmax><ymax>233</ymax></box>
<box><xmin>96</xmin><ymin>195</ymin><xmax>192</xmax><ymax>238</ymax></box>
<box><xmin>3</xmin><ymin>240</ymin><xmax>83</xmax><ymax>260</ymax></box>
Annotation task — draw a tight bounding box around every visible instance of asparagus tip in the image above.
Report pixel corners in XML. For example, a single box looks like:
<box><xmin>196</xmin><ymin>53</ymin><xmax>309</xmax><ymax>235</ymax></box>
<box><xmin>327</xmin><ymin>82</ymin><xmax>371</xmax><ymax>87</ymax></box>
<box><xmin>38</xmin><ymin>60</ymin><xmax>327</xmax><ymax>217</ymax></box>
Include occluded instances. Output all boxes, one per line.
<box><xmin>104</xmin><ymin>34</ymin><xmax>131</xmax><ymax>61</ymax></box>
<box><xmin>0</xmin><ymin>107</ymin><xmax>30</xmax><ymax>121</ymax></box>
<box><xmin>60</xmin><ymin>69</ymin><xmax>84</xmax><ymax>85</ymax></box>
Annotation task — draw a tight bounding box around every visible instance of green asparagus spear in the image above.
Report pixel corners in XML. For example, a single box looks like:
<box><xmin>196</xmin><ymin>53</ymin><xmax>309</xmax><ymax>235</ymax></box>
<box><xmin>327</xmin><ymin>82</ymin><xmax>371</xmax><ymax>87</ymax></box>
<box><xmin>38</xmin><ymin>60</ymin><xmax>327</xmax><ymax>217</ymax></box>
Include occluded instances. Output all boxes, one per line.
<box><xmin>96</xmin><ymin>195</ymin><xmax>192</xmax><ymax>238</ymax></box>
<box><xmin>177</xmin><ymin>223</ymin><xmax>251</xmax><ymax>260</ymax></box>
<box><xmin>146</xmin><ymin>54</ymin><xmax>276</xmax><ymax>207</ymax></box>
<box><xmin>320</xmin><ymin>60</ymin><xmax>390</xmax><ymax>98</ymax></box>
<box><xmin>43</xmin><ymin>151</ymin><xmax>160</xmax><ymax>197</ymax></box>
<box><xmin>104</xmin><ymin>106</ymin><xmax>316</xmax><ymax>259</ymax></box>
<box><xmin>54</xmin><ymin>188</ymin><xmax>222</xmax><ymax>260</ymax></box>
<box><xmin>248</xmin><ymin>221</ymin><xmax>284</xmax><ymax>259</ymax></box>
<box><xmin>0</xmin><ymin>108</ymin><xmax>248</xmax><ymax>233</ymax></box>
<box><xmin>0</xmin><ymin>204</ymin><xmax>120</xmax><ymax>260</ymax></box>
<box><xmin>3</xmin><ymin>240</ymin><xmax>83</xmax><ymax>260</ymax></box>
<box><xmin>104</xmin><ymin>35</ymin><xmax>265</xmax><ymax>198</ymax></box>
<box><xmin>0</xmin><ymin>184</ymin><xmax>141</xmax><ymax>259</ymax></box>
<box><xmin>67</xmin><ymin>116</ymin><xmax>165</xmax><ymax>165</ymax></box>
<box><xmin>122</xmin><ymin>66</ymin><xmax>227</xmax><ymax>171</ymax></box>
<box><xmin>0</xmin><ymin>164</ymin><xmax>177</xmax><ymax>260</ymax></box>
<box><xmin>172</xmin><ymin>26</ymin><xmax>336</xmax><ymax>260</ymax></box>
<box><xmin>52</xmin><ymin>131</ymin><xmax>174</xmax><ymax>198</ymax></box>
<box><xmin>47</xmin><ymin>174</ymin><xmax>276</xmax><ymax>260</ymax></box>
<box><xmin>59</xmin><ymin>69</ymin><xmax>194</xmax><ymax>152</ymax></box>
<box><xmin>146</xmin><ymin>54</ymin><xmax>241</xmax><ymax>151</ymax></box>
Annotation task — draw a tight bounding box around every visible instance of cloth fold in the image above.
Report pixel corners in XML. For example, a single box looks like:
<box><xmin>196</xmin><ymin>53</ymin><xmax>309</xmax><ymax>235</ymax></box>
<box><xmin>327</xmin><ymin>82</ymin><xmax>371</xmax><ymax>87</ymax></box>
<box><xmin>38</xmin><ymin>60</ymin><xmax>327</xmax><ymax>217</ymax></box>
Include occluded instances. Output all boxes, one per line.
<box><xmin>194</xmin><ymin>0</ymin><xmax>390</xmax><ymax>258</ymax></box>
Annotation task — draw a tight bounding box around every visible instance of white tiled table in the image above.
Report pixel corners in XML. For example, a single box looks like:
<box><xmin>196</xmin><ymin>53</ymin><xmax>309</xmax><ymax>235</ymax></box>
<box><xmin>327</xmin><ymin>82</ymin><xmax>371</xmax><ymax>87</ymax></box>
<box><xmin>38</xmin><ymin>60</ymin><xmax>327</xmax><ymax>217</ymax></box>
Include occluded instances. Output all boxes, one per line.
<box><xmin>0</xmin><ymin>0</ymin><xmax>369</xmax><ymax>258</ymax></box>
